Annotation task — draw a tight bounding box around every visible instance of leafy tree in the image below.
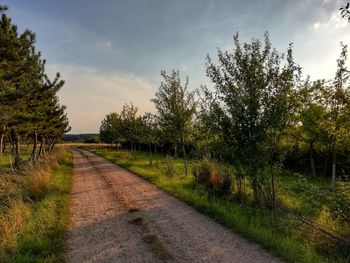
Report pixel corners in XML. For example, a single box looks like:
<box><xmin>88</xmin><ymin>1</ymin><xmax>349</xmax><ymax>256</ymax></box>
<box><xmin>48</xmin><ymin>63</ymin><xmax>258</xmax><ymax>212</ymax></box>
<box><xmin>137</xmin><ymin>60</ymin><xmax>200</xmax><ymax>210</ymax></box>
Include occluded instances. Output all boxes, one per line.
<box><xmin>120</xmin><ymin>103</ymin><xmax>139</xmax><ymax>159</ymax></box>
<box><xmin>325</xmin><ymin>44</ymin><xmax>350</xmax><ymax>189</ymax></box>
<box><xmin>139</xmin><ymin>113</ymin><xmax>158</xmax><ymax>165</ymax></box>
<box><xmin>205</xmin><ymin>32</ymin><xmax>301</xmax><ymax>205</ymax></box>
<box><xmin>152</xmin><ymin>70</ymin><xmax>196</xmax><ymax>176</ymax></box>
<box><xmin>100</xmin><ymin>112</ymin><xmax>123</xmax><ymax>146</ymax></box>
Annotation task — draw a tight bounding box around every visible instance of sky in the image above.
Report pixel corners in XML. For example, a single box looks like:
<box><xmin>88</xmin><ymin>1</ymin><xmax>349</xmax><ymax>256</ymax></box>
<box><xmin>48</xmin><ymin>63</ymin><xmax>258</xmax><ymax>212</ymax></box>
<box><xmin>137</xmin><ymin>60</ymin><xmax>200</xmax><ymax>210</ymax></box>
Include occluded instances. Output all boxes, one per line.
<box><xmin>4</xmin><ymin>0</ymin><xmax>350</xmax><ymax>133</ymax></box>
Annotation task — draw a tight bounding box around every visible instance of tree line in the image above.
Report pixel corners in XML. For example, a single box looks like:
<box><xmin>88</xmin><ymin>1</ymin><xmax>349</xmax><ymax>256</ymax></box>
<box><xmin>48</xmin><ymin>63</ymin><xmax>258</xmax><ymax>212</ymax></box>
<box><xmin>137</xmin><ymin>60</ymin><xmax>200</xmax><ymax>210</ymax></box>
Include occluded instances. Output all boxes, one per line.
<box><xmin>0</xmin><ymin>5</ymin><xmax>70</xmax><ymax>170</ymax></box>
<box><xmin>100</xmin><ymin>32</ymin><xmax>350</xmax><ymax>208</ymax></box>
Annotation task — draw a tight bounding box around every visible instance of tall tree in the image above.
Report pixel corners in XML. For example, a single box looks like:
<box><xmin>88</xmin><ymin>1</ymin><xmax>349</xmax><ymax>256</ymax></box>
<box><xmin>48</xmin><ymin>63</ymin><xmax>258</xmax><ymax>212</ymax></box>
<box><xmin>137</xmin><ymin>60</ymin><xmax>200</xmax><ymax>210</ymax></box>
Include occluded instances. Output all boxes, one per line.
<box><xmin>152</xmin><ymin>70</ymin><xmax>196</xmax><ymax>176</ymax></box>
<box><xmin>0</xmin><ymin>6</ymin><xmax>69</xmax><ymax>169</ymax></box>
<box><xmin>205</xmin><ymin>32</ymin><xmax>300</xmax><ymax>205</ymax></box>
<box><xmin>326</xmin><ymin>44</ymin><xmax>350</xmax><ymax>189</ymax></box>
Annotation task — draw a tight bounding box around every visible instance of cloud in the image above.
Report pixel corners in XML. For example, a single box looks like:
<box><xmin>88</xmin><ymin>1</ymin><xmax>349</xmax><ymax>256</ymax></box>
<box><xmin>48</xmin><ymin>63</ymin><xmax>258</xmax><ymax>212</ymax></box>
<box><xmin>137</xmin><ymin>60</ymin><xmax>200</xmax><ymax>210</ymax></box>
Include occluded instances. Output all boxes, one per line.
<box><xmin>312</xmin><ymin>11</ymin><xmax>348</xmax><ymax>30</ymax></box>
<box><xmin>46</xmin><ymin>64</ymin><xmax>156</xmax><ymax>133</ymax></box>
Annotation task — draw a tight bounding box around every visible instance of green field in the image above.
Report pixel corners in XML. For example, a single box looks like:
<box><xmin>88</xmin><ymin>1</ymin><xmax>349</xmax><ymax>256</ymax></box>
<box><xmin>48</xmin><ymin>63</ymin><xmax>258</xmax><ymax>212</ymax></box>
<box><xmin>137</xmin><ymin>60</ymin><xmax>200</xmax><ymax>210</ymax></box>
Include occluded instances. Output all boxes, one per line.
<box><xmin>82</xmin><ymin>146</ymin><xmax>349</xmax><ymax>263</ymax></box>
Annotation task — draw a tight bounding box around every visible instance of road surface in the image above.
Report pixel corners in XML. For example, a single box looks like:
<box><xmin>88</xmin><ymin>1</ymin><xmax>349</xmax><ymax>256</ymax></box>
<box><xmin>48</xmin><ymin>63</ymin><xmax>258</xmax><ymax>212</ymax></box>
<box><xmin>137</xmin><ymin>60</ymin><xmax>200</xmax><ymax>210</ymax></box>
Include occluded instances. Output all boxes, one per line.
<box><xmin>65</xmin><ymin>148</ymin><xmax>283</xmax><ymax>263</ymax></box>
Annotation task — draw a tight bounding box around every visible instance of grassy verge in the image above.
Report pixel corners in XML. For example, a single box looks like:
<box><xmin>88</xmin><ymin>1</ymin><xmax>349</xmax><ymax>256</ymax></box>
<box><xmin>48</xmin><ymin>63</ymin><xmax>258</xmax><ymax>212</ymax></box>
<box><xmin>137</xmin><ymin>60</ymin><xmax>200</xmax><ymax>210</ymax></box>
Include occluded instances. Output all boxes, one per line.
<box><xmin>0</xmin><ymin>148</ymin><xmax>73</xmax><ymax>263</ymax></box>
<box><xmin>83</xmin><ymin>146</ymin><xmax>348</xmax><ymax>263</ymax></box>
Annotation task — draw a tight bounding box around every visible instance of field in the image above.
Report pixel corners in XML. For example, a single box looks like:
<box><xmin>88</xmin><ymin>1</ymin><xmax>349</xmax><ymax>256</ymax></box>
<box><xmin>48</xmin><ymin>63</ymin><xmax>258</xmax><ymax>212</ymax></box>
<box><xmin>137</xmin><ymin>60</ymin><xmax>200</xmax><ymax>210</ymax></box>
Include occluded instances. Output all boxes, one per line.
<box><xmin>82</xmin><ymin>145</ymin><xmax>350</xmax><ymax>263</ymax></box>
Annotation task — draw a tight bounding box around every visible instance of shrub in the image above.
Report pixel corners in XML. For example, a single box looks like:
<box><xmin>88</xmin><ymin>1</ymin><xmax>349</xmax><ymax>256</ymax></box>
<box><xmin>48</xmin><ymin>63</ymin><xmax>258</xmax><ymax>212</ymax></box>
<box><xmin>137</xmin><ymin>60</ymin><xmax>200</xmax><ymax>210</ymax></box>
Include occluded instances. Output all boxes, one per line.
<box><xmin>160</xmin><ymin>156</ymin><xmax>177</xmax><ymax>177</ymax></box>
<box><xmin>192</xmin><ymin>158</ymin><xmax>233</xmax><ymax>196</ymax></box>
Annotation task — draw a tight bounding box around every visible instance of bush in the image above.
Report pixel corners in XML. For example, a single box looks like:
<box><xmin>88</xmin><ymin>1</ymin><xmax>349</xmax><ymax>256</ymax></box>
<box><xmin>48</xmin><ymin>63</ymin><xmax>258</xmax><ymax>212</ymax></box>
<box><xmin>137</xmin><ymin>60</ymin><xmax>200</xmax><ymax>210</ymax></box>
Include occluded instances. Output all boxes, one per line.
<box><xmin>192</xmin><ymin>158</ymin><xmax>232</xmax><ymax>196</ymax></box>
<box><xmin>161</xmin><ymin>156</ymin><xmax>177</xmax><ymax>177</ymax></box>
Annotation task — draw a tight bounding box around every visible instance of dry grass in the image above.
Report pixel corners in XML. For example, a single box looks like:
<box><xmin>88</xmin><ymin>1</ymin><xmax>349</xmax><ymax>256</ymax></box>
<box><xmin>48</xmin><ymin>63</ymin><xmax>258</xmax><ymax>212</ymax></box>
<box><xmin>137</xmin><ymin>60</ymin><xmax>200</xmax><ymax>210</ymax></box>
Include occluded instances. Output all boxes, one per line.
<box><xmin>0</xmin><ymin>146</ymin><xmax>68</xmax><ymax>257</ymax></box>
<box><xmin>0</xmin><ymin>200</ymin><xmax>31</xmax><ymax>253</ymax></box>
<box><xmin>22</xmin><ymin>147</ymin><xmax>65</xmax><ymax>200</ymax></box>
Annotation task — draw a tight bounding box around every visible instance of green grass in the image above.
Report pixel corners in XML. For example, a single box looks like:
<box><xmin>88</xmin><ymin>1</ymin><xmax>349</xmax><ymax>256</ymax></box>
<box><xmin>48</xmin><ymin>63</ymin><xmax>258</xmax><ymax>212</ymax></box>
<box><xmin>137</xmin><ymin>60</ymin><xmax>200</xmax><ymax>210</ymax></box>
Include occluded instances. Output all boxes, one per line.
<box><xmin>83</xmin><ymin>146</ymin><xmax>349</xmax><ymax>263</ymax></box>
<box><xmin>0</xmin><ymin>146</ymin><xmax>32</xmax><ymax>171</ymax></box>
<box><xmin>0</xmin><ymin>150</ymin><xmax>73</xmax><ymax>263</ymax></box>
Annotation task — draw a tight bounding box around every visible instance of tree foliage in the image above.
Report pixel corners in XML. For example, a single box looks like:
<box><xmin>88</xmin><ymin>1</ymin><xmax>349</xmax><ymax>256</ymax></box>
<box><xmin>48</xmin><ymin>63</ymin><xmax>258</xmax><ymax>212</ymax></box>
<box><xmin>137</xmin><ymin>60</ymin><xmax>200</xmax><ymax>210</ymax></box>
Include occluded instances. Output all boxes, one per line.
<box><xmin>0</xmin><ymin>7</ymin><xmax>70</xmax><ymax>170</ymax></box>
<box><xmin>152</xmin><ymin>70</ymin><xmax>196</xmax><ymax>175</ymax></box>
<box><xmin>202</xmin><ymin>32</ymin><xmax>301</xmax><ymax>205</ymax></box>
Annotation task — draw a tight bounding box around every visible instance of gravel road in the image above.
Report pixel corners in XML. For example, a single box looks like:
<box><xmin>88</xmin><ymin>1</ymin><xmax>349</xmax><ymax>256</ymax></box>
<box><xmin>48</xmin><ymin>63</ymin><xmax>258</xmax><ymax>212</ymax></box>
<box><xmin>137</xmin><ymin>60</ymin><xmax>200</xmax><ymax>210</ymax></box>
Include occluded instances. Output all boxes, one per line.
<box><xmin>65</xmin><ymin>148</ymin><xmax>283</xmax><ymax>263</ymax></box>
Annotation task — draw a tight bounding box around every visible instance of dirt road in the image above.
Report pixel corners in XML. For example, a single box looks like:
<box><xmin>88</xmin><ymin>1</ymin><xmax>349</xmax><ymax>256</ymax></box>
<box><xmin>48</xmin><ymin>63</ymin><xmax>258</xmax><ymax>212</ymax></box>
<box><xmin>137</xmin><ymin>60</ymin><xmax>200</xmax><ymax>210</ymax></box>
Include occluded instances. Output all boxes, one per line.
<box><xmin>65</xmin><ymin>148</ymin><xmax>283</xmax><ymax>263</ymax></box>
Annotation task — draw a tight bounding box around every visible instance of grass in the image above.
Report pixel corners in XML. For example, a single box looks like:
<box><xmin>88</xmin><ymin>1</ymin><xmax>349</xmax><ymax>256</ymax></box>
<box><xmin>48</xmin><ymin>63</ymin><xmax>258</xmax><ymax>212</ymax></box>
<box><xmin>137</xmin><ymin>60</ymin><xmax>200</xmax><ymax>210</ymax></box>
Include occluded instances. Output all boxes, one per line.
<box><xmin>0</xmin><ymin>147</ymin><xmax>73</xmax><ymax>263</ymax></box>
<box><xmin>0</xmin><ymin>146</ymin><xmax>32</xmax><ymax>171</ymax></box>
<box><xmin>83</xmin><ymin>146</ymin><xmax>349</xmax><ymax>263</ymax></box>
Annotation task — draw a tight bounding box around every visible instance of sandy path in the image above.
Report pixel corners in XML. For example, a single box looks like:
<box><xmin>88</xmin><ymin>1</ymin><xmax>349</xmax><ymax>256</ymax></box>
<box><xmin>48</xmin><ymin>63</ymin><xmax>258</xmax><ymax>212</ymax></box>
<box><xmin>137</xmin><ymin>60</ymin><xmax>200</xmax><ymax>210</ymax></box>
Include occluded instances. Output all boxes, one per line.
<box><xmin>66</xmin><ymin>148</ymin><xmax>283</xmax><ymax>263</ymax></box>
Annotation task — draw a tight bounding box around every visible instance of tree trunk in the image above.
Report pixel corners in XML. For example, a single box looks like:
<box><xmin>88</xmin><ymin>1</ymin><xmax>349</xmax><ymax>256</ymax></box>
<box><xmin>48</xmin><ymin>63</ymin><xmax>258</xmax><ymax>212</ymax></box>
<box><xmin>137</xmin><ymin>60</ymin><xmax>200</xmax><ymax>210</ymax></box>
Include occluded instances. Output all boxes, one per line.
<box><xmin>252</xmin><ymin>178</ymin><xmax>259</xmax><ymax>204</ymax></box>
<box><xmin>130</xmin><ymin>142</ymin><xmax>134</xmax><ymax>159</ymax></box>
<box><xmin>174</xmin><ymin>142</ymin><xmax>177</xmax><ymax>158</ymax></box>
<box><xmin>2</xmin><ymin>138</ymin><xmax>5</xmax><ymax>153</ymax></box>
<box><xmin>134</xmin><ymin>142</ymin><xmax>137</xmax><ymax>159</ymax></box>
<box><xmin>331</xmin><ymin>150</ymin><xmax>336</xmax><ymax>190</ymax></box>
<box><xmin>270</xmin><ymin>164</ymin><xmax>276</xmax><ymax>208</ymax></box>
<box><xmin>30</xmin><ymin>130</ymin><xmax>38</xmax><ymax>162</ymax></box>
<box><xmin>154</xmin><ymin>144</ymin><xmax>157</xmax><ymax>154</ymax></box>
<box><xmin>148</xmin><ymin>142</ymin><xmax>152</xmax><ymax>165</ymax></box>
<box><xmin>181</xmin><ymin>137</ymin><xmax>188</xmax><ymax>176</ymax></box>
<box><xmin>48</xmin><ymin>138</ymin><xmax>56</xmax><ymax>153</ymax></box>
<box><xmin>322</xmin><ymin>155</ymin><xmax>328</xmax><ymax>177</ymax></box>
<box><xmin>39</xmin><ymin>138</ymin><xmax>44</xmax><ymax>156</ymax></box>
<box><xmin>0</xmin><ymin>134</ymin><xmax>3</xmax><ymax>157</ymax></box>
<box><xmin>14</xmin><ymin>137</ymin><xmax>20</xmax><ymax>168</ymax></box>
<box><xmin>310</xmin><ymin>143</ymin><xmax>316</xmax><ymax>178</ymax></box>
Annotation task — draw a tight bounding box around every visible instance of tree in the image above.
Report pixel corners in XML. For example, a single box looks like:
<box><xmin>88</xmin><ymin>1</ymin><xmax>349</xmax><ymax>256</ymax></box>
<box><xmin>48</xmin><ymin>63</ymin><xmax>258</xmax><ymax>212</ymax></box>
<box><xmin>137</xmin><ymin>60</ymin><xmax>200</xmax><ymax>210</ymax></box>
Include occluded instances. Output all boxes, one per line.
<box><xmin>139</xmin><ymin>113</ymin><xmax>158</xmax><ymax>165</ymax></box>
<box><xmin>100</xmin><ymin>112</ymin><xmax>123</xmax><ymax>147</ymax></box>
<box><xmin>152</xmin><ymin>70</ymin><xmax>196</xmax><ymax>176</ymax></box>
<box><xmin>205</xmin><ymin>32</ymin><xmax>300</xmax><ymax>206</ymax></box>
<box><xmin>0</xmin><ymin>6</ymin><xmax>69</xmax><ymax>170</ymax></box>
<box><xmin>326</xmin><ymin>44</ymin><xmax>350</xmax><ymax>189</ymax></box>
<box><xmin>120</xmin><ymin>103</ymin><xmax>139</xmax><ymax>159</ymax></box>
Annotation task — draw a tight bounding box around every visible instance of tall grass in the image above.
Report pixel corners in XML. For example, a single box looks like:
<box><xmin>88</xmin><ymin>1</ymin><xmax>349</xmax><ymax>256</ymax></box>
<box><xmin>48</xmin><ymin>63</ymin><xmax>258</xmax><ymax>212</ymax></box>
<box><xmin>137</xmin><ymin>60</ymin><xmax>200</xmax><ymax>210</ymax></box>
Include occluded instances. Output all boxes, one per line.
<box><xmin>83</xmin><ymin>146</ymin><xmax>349</xmax><ymax>263</ymax></box>
<box><xmin>0</xmin><ymin>147</ymin><xmax>72</xmax><ymax>262</ymax></box>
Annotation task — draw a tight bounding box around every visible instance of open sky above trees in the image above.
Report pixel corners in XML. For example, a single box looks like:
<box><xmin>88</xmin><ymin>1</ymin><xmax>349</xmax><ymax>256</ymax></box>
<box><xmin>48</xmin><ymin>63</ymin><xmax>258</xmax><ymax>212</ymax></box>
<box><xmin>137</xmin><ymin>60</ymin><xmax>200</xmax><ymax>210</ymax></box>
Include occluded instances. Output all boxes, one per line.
<box><xmin>4</xmin><ymin>0</ymin><xmax>350</xmax><ymax>133</ymax></box>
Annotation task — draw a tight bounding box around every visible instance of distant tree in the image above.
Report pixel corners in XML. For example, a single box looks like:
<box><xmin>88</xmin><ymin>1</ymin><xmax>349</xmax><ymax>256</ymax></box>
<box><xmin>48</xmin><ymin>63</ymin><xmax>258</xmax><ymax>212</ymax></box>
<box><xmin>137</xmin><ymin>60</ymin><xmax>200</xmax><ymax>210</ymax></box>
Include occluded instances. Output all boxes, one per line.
<box><xmin>139</xmin><ymin>113</ymin><xmax>158</xmax><ymax>165</ymax></box>
<box><xmin>100</xmin><ymin>112</ymin><xmax>123</xmax><ymax>146</ymax></box>
<box><xmin>152</xmin><ymin>70</ymin><xmax>196</xmax><ymax>176</ymax></box>
<box><xmin>120</xmin><ymin>103</ymin><xmax>139</xmax><ymax>159</ymax></box>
